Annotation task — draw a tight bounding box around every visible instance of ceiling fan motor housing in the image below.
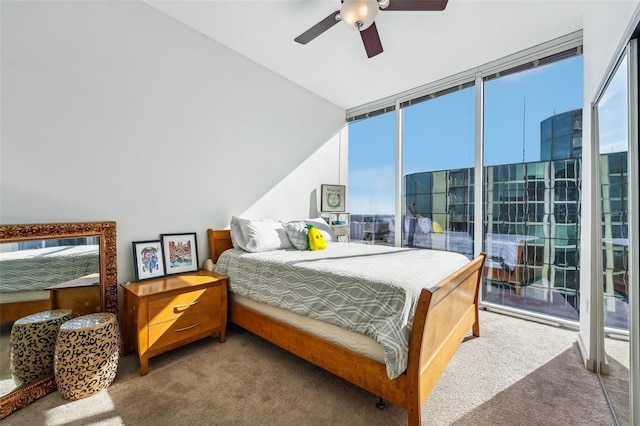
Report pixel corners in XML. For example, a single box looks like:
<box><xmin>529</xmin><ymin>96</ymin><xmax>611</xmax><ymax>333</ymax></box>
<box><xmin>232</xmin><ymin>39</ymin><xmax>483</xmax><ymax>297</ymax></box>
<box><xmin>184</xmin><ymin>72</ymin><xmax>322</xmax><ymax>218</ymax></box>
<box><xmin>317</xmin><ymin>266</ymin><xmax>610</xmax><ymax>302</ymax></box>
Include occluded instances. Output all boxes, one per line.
<box><xmin>340</xmin><ymin>0</ymin><xmax>379</xmax><ymax>31</ymax></box>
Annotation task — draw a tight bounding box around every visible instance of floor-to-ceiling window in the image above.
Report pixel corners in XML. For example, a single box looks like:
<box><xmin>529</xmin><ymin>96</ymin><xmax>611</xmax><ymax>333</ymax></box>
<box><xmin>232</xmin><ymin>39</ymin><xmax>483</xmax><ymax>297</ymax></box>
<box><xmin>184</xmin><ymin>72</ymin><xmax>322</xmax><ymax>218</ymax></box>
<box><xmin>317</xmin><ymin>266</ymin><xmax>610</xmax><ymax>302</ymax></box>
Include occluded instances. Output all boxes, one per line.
<box><xmin>348</xmin><ymin>110</ymin><xmax>395</xmax><ymax>244</ymax></box>
<box><xmin>482</xmin><ymin>55</ymin><xmax>583</xmax><ymax>321</ymax></box>
<box><xmin>403</xmin><ymin>85</ymin><xmax>476</xmax><ymax>256</ymax></box>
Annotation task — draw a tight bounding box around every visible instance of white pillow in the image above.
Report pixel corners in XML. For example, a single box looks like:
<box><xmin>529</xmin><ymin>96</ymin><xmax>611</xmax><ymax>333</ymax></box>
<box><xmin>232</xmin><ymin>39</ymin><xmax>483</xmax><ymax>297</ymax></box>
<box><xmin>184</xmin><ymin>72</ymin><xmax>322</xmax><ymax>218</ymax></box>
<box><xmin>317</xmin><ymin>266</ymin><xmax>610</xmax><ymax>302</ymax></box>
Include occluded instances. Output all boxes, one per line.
<box><xmin>237</xmin><ymin>218</ymin><xmax>292</xmax><ymax>253</ymax></box>
<box><xmin>230</xmin><ymin>216</ymin><xmax>249</xmax><ymax>250</ymax></box>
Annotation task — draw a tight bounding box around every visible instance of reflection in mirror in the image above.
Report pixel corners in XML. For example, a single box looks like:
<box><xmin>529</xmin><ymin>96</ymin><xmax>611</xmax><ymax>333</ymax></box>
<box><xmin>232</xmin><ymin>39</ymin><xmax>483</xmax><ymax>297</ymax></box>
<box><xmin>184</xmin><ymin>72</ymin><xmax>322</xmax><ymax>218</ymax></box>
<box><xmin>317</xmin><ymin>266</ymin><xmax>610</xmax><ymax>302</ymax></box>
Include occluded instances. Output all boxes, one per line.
<box><xmin>0</xmin><ymin>222</ymin><xmax>117</xmax><ymax>419</ymax></box>
<box><xmin>597</xmin><ymin>48</ymin><xmax>631</xmax><ymax>423</ymax></box>
<box><xmin>0</xmin><ymin>237</ymin><xmax>101</xmax><ymax>398</ymax></box>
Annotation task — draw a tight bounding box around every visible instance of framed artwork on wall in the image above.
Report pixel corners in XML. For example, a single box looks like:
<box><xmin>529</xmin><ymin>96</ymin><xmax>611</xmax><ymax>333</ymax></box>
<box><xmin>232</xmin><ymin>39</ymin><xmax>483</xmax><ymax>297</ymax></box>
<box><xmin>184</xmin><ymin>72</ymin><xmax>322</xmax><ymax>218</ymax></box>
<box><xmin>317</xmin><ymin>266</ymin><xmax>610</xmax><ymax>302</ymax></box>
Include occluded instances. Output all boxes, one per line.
<box><xmin>132</xmin><ymin>240</ymin><xmax>165</xmax><ymax>281</ymax></box>
<box><xmin>161</xmin><ymin>232</ymin><xmax>199</xmax><ymax>275</ymax></box>
<box><xmin>321</xmin><ymin>184</ymin><xmax>346</xmax><ymax>212</ymax></box>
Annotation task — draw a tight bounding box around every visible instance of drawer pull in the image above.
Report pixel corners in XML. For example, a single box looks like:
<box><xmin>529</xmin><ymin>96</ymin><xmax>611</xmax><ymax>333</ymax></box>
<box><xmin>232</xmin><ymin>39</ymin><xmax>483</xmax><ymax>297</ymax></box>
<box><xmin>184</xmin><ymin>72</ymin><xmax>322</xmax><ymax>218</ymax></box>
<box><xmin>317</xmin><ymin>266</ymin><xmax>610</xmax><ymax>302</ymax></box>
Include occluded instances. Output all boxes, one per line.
<box><xmin>174</xmin><ymin>300</ymin><xmax>200</xmax><ymax>310</ymax></box>
<box><xmin>174</xmin><ymin>322</ymin><xmax>201</xmax><ymax>333</ymax></box>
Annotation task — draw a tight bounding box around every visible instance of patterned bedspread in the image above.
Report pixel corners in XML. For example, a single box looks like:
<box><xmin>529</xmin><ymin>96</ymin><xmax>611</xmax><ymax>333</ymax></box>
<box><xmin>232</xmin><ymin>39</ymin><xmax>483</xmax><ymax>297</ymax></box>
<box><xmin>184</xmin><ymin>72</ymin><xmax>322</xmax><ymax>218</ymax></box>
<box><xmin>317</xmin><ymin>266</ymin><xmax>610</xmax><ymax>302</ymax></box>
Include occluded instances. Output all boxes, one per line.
<box><xmin>0</xmin><ymin>245</ymin><xmax>100</xmax><ymax>294</ymax></box>
<box><xmin>215</xmin><ymin>243</ymin><xmax>469</xmax><ymax>379</ymax></box>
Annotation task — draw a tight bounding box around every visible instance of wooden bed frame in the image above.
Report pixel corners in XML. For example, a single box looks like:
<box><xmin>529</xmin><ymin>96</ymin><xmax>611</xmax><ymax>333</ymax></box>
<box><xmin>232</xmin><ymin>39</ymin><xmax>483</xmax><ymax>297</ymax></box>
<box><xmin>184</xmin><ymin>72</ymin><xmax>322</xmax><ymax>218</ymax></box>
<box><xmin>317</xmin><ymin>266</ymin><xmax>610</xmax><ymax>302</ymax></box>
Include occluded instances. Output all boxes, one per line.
<box><xmin>207</xmin><ymin>229</ymin><xmax>486</xmax><ymax>426</ymax></box>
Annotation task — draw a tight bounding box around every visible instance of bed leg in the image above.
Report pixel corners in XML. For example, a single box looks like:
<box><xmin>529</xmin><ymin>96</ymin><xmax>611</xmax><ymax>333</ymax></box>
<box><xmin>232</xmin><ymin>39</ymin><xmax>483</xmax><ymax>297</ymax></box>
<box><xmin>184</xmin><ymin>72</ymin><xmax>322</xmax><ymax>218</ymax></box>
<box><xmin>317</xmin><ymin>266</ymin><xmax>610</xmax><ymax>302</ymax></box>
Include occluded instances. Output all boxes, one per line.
<box><xmin>472</xmin><ymin>304</ymin><xmax>480</xmax><ymax>337</ymax></box>
<box><xmin>407</xmin><ymin>404</ymin><xmax>422</xmax><ymax>426</ymax></box>
<box><xmin>375</xmin><ymin>397</ymin><xmax>386</xmax><ymax>410</ymax></box>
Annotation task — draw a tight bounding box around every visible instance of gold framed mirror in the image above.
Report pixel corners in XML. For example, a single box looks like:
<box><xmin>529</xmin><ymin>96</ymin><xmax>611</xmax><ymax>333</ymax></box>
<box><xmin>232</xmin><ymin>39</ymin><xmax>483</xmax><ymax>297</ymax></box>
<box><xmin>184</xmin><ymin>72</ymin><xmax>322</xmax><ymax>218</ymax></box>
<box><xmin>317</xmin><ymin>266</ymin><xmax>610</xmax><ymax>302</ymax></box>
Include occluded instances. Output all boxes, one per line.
<box><xmin>0</xmin><ymin>222</ymin><xmax>117</xmax><ymax>419</ymax></box>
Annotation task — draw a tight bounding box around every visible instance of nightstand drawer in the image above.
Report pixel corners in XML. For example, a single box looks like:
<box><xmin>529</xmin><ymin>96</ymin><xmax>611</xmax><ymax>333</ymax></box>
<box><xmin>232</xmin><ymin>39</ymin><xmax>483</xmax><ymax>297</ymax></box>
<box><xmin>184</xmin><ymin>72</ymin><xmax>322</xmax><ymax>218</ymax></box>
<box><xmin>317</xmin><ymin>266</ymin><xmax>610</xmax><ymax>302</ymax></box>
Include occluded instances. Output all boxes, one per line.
<box><xmin>148</xmin><ymin>286</ymin><xmax>221</xmax><ymax>325</ymax></box>
<box><xmin>148</xmin><ymin>308</ymin><xmax>221</xmax><ymax>350</ymax></box>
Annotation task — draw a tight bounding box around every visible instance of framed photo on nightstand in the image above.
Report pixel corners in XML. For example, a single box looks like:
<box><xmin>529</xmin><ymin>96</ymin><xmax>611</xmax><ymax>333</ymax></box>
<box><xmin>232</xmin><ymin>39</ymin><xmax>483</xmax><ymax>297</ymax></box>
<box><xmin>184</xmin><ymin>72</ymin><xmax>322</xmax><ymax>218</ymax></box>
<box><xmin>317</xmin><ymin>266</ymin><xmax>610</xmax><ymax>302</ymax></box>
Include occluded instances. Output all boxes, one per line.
<box><xmin>132</xmin><ymin>240</ymin><xmax>165</xmax><ymax>281</ymax></box>
<box><xmin>161</xmin><ymin>232</ymin><xmax>199</xmax><ymax>275</ymax></box>
<box><xmin>321</xmin><ymin>184</ymin><xmax>346</xmax><ymax>212</ymax></box>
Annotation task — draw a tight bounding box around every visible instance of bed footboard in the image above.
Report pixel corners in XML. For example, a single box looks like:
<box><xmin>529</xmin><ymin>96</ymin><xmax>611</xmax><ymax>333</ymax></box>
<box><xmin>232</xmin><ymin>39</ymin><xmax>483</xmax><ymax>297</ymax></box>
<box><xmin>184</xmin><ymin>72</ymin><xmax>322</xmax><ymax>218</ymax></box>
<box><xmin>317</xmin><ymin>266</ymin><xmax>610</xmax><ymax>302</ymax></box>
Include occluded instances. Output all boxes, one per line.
<box><xmin>405</xmin><ymin>252</ymin><xmax>486</xmax><ymax>425</ymax></box>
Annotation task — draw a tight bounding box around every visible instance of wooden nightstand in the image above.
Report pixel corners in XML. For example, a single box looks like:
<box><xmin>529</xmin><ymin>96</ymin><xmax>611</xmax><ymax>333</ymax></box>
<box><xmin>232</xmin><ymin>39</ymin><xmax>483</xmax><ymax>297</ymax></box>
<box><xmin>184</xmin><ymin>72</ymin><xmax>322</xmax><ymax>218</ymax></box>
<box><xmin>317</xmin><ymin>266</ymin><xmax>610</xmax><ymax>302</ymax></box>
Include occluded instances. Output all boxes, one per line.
<box><xmin>120</xmin><ymin>270</ymin><xmax>228</xmax><ymax>376</ymax></box>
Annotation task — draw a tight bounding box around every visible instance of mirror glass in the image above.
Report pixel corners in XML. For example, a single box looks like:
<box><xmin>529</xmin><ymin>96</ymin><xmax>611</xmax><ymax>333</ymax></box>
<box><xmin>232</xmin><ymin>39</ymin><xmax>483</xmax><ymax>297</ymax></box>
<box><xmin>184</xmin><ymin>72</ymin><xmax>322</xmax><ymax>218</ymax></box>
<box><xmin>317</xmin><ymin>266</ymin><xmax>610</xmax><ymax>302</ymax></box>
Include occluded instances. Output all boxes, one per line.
<box><xmin>0</xmin><ymin>222</ymin><xmax>117</xmax><ymax>419</ymax></box>
<box><xmin>597</xmin><ymin>47</ymin><xmax>631</xmax><ymax>423</ymax></box>
<box><xmin>0</xmin><ymin>237</ymin><xmax>101</xmax><ymax>398</ymax></box>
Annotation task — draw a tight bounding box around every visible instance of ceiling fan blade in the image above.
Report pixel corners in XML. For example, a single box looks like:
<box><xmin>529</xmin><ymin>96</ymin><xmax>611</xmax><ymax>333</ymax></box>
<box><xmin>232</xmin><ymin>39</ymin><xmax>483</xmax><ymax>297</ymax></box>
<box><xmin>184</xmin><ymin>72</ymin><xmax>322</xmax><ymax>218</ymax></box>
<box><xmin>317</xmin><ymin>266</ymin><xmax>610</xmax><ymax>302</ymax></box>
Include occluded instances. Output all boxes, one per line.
<box><xmin>383</xmin><ymin>0</ymin><xmax>448</xmax><ymax>11</ymax></box>
<box><xmin>294</xmin><ymin>10</ymin><xmax>341</xmax><ymax>45</ymax></box>
<box><xmin>360</xmin><ymin>22</ymin><xmax>383</xmax><ymax>58</ymax></box>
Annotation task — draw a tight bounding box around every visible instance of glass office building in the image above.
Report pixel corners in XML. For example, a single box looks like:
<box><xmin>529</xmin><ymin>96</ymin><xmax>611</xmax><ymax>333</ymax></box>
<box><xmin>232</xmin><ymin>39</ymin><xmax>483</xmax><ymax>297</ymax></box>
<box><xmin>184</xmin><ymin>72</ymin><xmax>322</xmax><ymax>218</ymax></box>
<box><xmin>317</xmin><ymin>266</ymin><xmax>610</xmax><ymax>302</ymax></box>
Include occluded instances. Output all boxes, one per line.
<box><xmin>541</xmin><ymin>108</ymin><xmax>583</xmax><ymax>160</ymax></box>
<box><xmin>402</xmin><ymin>109</ymin><xmax>628</xmax><ymax>325</ymax></box>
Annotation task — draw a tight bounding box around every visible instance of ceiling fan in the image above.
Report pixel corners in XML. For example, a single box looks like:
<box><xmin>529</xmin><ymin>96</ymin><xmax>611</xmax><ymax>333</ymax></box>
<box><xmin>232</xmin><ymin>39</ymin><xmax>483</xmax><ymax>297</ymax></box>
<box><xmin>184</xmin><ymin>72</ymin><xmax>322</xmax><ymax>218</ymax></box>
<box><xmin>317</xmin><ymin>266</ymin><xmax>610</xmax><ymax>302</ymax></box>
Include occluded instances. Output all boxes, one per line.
<box><xmin>294</xmin><ymin>0</ymin><xmax>448</xmax><ymax>58</ymax></box>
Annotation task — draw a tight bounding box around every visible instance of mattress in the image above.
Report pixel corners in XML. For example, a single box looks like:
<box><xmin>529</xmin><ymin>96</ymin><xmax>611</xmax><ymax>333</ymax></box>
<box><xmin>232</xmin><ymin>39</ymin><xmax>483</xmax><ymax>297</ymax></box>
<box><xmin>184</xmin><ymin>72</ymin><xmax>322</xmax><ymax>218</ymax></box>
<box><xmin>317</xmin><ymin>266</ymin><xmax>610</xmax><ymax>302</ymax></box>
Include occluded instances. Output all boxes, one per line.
<box><xmin>215</xmin><ymin>243</ymin><xmax>469</xmax><ymax>379</ymax></box>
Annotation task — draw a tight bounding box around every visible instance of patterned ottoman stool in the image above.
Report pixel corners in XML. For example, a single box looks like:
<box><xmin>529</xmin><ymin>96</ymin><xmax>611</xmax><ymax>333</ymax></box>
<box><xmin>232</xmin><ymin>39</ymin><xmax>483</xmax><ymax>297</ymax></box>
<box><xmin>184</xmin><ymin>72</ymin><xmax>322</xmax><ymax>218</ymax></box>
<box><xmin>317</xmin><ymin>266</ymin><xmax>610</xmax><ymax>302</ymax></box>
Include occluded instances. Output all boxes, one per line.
<box><xmin>10</xmin><ymin>309</ymin><xmax>74</xmax><ymax>387</ymax></box>
<box><xmin>54</xmin><ymin>312</ymin><xmax>121</xmax><ymax>400</ymax></box>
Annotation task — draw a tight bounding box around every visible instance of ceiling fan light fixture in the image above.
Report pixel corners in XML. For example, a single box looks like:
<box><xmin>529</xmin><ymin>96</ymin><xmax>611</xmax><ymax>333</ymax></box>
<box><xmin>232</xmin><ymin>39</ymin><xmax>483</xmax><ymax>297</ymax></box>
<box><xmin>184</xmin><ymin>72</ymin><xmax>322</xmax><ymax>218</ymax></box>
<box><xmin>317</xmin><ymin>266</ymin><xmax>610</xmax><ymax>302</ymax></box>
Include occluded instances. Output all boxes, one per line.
<box><xmin>340</xmin><ymin>0</ymin><xmax>379</xmax><ymax>31</ymax></box>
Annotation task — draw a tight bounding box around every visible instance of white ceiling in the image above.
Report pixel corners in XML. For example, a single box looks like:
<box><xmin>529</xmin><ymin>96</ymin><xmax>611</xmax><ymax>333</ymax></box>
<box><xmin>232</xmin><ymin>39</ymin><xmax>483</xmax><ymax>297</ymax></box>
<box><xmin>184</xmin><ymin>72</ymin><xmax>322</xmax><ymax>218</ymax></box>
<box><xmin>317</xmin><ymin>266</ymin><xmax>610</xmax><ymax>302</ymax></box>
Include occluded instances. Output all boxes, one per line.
<box><xmin>145</xmin><ymin>0</ymin><xmax>586</xmax><ymax>110</ymax></box>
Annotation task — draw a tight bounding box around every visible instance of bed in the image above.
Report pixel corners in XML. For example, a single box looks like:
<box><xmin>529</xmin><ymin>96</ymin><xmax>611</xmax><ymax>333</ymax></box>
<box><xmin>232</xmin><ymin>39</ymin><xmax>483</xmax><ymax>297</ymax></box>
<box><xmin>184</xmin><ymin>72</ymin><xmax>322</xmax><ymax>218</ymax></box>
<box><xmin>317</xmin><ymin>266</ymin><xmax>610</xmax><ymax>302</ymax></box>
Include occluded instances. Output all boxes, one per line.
<box><xmin>0</xmin><ymin>245</ymin><xmax>100</xmax><ymax>322</ymax></box>
<box><xmin>207</xmin><ymin>219</ymin><xmax>486</xmax><ymax>425</ymax></box>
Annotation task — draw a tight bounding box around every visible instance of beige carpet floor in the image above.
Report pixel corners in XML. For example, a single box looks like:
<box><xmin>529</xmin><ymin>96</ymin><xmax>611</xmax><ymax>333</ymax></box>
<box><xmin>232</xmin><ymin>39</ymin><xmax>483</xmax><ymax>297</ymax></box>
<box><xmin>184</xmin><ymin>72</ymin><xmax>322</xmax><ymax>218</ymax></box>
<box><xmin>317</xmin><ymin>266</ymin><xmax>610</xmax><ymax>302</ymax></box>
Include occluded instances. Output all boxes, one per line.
<box><xmin>3</xmin><ymin>310</ymin><xmax>628</xmax><ymax>425</ymax></box>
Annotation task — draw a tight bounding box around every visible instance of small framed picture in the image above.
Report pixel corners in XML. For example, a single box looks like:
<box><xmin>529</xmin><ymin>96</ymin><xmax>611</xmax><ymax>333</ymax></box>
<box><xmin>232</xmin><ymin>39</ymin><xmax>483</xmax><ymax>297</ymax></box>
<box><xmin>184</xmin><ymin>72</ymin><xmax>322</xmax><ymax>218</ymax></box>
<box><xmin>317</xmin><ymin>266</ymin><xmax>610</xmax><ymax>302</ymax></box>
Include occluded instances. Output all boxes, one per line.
<box><xmin>161</xmin><ymin>232</ymin><xmax>199</xmax><ymax>275</ymax></box>
<box><xmin>132</xmin><ymin>240</ymin><xmax>165</xmax><ymax>282</ymax></box>
<box><xmin>321</xmin><ymin>184</ymin><xmax>346</xmax><ymax>212</ymax></box>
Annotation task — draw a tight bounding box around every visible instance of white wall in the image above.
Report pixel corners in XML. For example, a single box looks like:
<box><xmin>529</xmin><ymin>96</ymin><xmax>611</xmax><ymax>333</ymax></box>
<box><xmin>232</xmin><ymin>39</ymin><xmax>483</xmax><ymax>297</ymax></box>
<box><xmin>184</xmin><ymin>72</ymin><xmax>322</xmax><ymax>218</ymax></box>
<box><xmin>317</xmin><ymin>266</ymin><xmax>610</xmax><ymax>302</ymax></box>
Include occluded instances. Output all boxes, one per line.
<box><xmin>243</xmin><ymin>126</ymin><xmax>349</xmax><ymax>221</ymax></box>
<box><xmin>579</xmin><ymin>0</ymin><xmax>640</xmax><ymax>366</ymax></box>
<box><xmin>0</xmin><ymin>0</ymin><xmax>345</xmax><ymax>280</ymax></box>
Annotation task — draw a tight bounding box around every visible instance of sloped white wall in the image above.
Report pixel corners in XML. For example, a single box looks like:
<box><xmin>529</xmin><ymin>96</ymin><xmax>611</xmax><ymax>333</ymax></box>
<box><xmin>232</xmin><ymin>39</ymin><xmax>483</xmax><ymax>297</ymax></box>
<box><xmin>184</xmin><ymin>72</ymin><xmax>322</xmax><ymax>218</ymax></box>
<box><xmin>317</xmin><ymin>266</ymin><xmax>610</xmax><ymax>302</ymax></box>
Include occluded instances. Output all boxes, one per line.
<box><xmin>0</xmin><ymin>0</ymin><xmax>345</xmax><ymax>280</ymax></box>
<box><xmin>243</xmin><ymin>126</ymin><xmax>348</xmax><ymax>221</ymax></box>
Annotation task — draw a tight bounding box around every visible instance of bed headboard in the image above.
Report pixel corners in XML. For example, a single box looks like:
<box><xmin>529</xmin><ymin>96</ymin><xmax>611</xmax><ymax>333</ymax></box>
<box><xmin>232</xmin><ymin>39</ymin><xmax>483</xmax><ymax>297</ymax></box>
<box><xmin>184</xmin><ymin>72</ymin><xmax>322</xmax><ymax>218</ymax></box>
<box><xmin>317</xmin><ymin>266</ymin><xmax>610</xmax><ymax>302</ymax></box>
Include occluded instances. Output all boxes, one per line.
<box><xmin>207</xmin><ymin>229</ymin><xmax>233</xmax><ymax>264</ymax></box>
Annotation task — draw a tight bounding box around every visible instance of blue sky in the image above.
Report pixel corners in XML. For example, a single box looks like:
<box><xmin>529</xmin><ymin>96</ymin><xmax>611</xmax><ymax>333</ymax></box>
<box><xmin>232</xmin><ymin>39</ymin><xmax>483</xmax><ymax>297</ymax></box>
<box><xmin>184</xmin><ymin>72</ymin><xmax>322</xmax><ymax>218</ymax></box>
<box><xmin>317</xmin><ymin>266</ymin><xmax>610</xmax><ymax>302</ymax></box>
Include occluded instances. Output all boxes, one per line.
<box><xmin>598</xmin><ymin>53</ymin><xmax>628</xmax><ymax>154</ymax></box>
<box><xmin>348</xmin><ymin>55</ymin><xmax>589</xmax><ymax>215</ymax></box>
